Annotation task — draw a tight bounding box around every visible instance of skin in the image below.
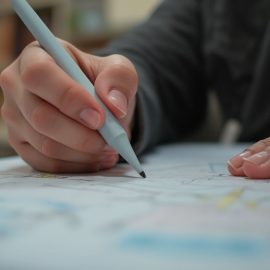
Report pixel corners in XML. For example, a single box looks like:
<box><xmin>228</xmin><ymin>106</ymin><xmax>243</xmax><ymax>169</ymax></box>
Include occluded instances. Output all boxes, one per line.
<box><xmin>0</xmin><ymin>40</ymin><xmax>269</xmax><ymax>179</ymax></box>
<box><xmin>0</xmin><ymin>40</ymin><xmax>137</xmax><ymax>173</ymax></box>
<box><xmin>227</xmin><ymin>138</ymin><xmax>270</xmax><ymax>179</ymax></box>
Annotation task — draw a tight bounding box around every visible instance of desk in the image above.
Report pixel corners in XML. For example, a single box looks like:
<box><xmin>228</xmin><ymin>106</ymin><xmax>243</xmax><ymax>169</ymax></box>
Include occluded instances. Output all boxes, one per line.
<box><xmin>0</xmin><ymin>143</ymin><xmax>269</xmax><ymax>270</ymax></box>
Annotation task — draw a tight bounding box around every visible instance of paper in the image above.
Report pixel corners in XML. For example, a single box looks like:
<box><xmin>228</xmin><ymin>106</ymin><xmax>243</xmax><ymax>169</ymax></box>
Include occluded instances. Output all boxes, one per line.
<box><xmin>0</xmin><ymin>143</ymin><xmax>270</xmax><ymax>270</ymax></box>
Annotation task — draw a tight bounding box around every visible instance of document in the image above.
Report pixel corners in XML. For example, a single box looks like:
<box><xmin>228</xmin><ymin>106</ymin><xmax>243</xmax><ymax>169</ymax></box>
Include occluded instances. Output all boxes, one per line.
<box><xmin>0</xmin><ymin>143</ymin><xmax>270</xmax><ymax>270</ymax></box>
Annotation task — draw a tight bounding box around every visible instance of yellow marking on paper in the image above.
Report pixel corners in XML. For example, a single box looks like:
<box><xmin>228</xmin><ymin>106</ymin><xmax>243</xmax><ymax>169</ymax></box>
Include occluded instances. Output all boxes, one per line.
<box><xmin>34</xmin><ymin>173</ymin><xmax>56</xmax><ymax>179</ymax></box>
<box><xmin>217</xmin><ymin>188</ymin><xmax>244</xmax><ymax>209</ymax></box>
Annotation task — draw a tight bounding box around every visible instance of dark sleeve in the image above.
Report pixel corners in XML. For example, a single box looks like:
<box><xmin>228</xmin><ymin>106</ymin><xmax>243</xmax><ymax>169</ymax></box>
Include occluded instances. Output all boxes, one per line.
<box><xmin>97</xmin><ymin>0</ymin><xmax>207</xmax><ymax>154</ymax></box>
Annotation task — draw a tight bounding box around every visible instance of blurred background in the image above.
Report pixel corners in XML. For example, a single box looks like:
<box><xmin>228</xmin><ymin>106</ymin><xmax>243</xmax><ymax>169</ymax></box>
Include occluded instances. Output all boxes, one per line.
<box><xmin>0</xmin><ymin>0</ymin><xmax>160</xmax><ymax>157</ymax></box>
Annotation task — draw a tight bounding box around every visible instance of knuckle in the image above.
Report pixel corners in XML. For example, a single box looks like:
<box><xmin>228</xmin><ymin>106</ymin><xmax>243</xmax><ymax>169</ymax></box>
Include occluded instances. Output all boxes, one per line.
<box><xmin>111</xmin><ymin>61</ymin><xmax>135</xmax><ymax>77</ymax></box>
<box><xmin>108</xmin><ymin>54</ymin><xmax>133</xmax><ymax>66</ymax></box>
<box><xmin>21</xmin><ymin>59</ymin><xmax>52</xmax><ymax>88</ymax></box>
<box><xmin>1</xmin><ymin>105</ymin><xmax>16</xmax><ymax>123</ymax></box>
<box><xmin>110</xmin><ymin>54</ymin><xmax>138</xmax><ymax>76</ymax></box>
<box><xmin>107</xmin><ymin>56</ymin><xmax>138</xmax><ymax>94</ymax></box>
<box><xmin>23</xmin><ymin>41</ymin><xmax>39</xmax><ymax>51</ymax></box>
<box><xmin>0</xmin><ymin>67</ymin><xmax>14</xmax><ymax>90</ymax></box>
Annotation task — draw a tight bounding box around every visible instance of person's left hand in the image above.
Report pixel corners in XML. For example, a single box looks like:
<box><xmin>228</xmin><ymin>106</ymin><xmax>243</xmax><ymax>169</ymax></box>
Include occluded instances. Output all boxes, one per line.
<box><xmin>228</xmin><ymin>138</ymin><xmax>270</xmax><ymax>179</ymax></box>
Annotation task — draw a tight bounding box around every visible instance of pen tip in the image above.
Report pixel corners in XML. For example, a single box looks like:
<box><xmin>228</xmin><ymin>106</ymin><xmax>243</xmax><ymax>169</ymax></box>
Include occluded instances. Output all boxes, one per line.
<box><xmin>140</xmin><ymin>171</ymin><xmax>146</xmax><ymax>178</ymax></box>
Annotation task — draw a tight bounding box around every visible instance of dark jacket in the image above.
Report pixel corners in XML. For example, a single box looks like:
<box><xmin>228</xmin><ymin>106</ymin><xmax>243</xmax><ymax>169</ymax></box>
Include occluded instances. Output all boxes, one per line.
<box><xmin>99</xmin><ymin>0</ymin><xmax>270</xmax><ymax>153</ymax></box>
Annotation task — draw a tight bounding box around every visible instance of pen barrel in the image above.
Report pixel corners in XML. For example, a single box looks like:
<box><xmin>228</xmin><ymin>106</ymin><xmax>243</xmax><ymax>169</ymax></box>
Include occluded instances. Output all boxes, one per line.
<box><xmin>92</xmin><ymin>94</ymin><xmax>127</xmax><ymax>146</ymax></box>
<box><xmin>99</xmin><ymin>109</ymin><xmax>126</xmax><ymax>145</ymax></box>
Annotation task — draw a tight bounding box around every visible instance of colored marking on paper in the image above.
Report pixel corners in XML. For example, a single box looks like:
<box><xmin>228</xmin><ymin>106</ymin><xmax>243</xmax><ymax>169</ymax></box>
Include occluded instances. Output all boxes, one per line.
<box><xmin>217</xmin><ymin>188</ymin><xmax>244</xmax><ymax>209</ymax></box>
<box><xmin>120</xmin><ymin>233</ymin><xmax>267</xmax><ymax>258</ymax></box>
<box><xmin>0</xmin><ymin>197</ymin><xmax>80</xmax><ymax>239</ymax></box>
<box><xmin>33</xmin><ymin>173</ymin><xmax>57</xmax><ymax>179</ymax></box>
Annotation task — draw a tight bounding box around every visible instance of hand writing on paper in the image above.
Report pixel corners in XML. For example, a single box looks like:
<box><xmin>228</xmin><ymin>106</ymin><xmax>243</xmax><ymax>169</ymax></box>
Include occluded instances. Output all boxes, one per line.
<box><xmin>0</xmin><ymin>40</ymin><xmax>138</xmax><ymax>173</ymax></box>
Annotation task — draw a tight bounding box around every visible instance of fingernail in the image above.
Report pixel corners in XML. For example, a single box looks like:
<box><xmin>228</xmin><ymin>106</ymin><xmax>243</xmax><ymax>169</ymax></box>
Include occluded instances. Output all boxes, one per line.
<box><xmin>239</xmin><ymin>150</ymin><xmax>252</xmax><ymax>158</ymax></box>
<box><xmin>229</xmin><ymin>150</ymin><xmax>252</xmax><ymax>168</ymax></box>
<box><xmin>227</xmin><ymin>160</ymin><xmax>245</xmax><ymax>176</ymax></box>
<box><xmin>244</xmin><ymin>151</ymin><xmax>269</xmax><ymax>165</ymax></box>
<box><xmin>80</xmin><ymin>108</ymin><xmax>101</xmax><ymax>129</ymax></box>
<box><xmin>227</xmin><ymin>160</ymin><xmax>237</xmax><ymax>171</ymax></box>
<box><xmin>108</xmin><ymin>89</ymin><xmax>127</xmax><ymax>118</ymax></box>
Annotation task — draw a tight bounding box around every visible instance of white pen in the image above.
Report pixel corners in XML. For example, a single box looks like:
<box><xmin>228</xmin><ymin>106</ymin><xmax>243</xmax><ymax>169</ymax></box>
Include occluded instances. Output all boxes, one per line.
<box><xmin>11</xmin><ymin>0</ymin><xmax>146</xmax><ymax>178</ymax></box>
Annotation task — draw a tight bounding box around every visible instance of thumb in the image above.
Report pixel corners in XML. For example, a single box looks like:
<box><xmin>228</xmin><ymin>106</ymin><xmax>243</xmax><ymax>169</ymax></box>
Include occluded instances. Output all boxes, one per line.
<box><xmin>92</xmin><ymin>54</ymin><xmax>138</xmax><ymax>120</ymax></box>
<box><xmin>60</xmin><ymin>43</ymin><xmax>137</xmax><ymax>119</ymax></box>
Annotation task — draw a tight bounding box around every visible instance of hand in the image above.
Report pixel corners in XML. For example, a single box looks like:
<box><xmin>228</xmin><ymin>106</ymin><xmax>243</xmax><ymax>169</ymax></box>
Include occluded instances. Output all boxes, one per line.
<box><xmin>228</xmin><ymin>138</ymin><xmax>270</xmax><ymax>179</ymax></box>
<box><xmin>0</xmin><ymin>40</ymin><xmax>138</xmax><ymax>173</ymax></box>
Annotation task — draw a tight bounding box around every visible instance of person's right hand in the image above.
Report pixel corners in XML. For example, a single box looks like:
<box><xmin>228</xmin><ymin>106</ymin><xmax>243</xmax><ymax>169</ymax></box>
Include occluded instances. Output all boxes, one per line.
<box><xmin>0</xmin><ymin>40</ymin><xmax>138</xmax><ymax>173</ymax></box>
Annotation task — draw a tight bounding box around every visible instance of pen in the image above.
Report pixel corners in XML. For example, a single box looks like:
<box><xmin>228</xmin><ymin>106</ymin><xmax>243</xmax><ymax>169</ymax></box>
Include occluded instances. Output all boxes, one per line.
<box><xmin>11</xmin><ymin>0</ymin><xmax>146</xmax><ymax>178</ymax></box>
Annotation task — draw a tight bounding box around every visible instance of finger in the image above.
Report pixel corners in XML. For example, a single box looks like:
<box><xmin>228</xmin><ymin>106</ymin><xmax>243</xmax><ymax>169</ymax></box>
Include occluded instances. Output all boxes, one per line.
<box><xmin>19</xmin><ymin>90</ymin><xmax>107</xmax><ymax>154</ymax></box>
<box><xmin>2</xmin><ymin>106</ymin><xmax>120</xmax><ymax>172</ymax></box>
<box><xmin>227</xmin><ymin>139</ymin><xmax>270</xmax><ymax>178</ymax></box>
<box><xmin>227</xmin><ymin>162</ymin><xmax>246</xmax><ymax>177</ymax></box>
<box><xmin>242</xmin><ymin>147</ymin><xmax>270</xmax><ymax>179</ymax></box>
<box><xmin>245</xmin><ymin>139</ymin><xmax>270</xmax><ymax>152</ymax></box>
<box><xmin>8</xmin><ymin>112</ymin><xmax>118</xmax><ymax>164</ymax></box>
<box><xmin>19</xmin><ymin>44</ymin><xmax>105</xmax><ymax>130</ymax></box>
<box><xmin>0</xmin><ymin>59</ymin><xmax>22</xmax><ymax>101</ymax></box>
<box><xmin>7</xmin><ymin>130</ymin><xmax>119</xmax><ymax>173</ymax></box>
<box><xmin>227</xmin><ymin>150</ymin><xmax>252</xmax><ymax>177</ymax></box>
<box><xmin>13</xmin><ymin>139</ymin><xmax>100</xmax><ymax>173</ymax></box>
<box><xmin>94</xmin><ymin>54</ymin><xmax>138</xmax><ymax>119</ymax></box>
<box><xmin>33</xmin><ymin>137</ymin><xmax>119</xmax><ymax>165</ymax></box>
